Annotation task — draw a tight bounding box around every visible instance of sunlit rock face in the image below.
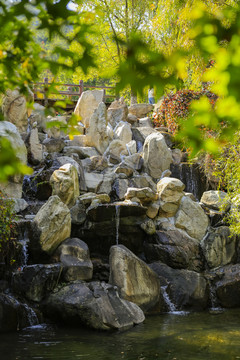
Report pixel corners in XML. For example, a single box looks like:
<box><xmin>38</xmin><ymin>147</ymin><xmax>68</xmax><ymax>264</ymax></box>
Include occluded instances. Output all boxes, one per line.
<box><xmin>143</xmin><ymin>133</ymin><xmax>172</xmax><ymax>180</ymax></box>
<box><xmin>109</xmin><ymin>245</ymin><xmax>161</xmax><ymax>313</ymax></box>
<box><xmin>0</xmin><ymin>121</ymin><xmax>27</xmax><ymax>198</ymax></box>
<box><xmin>31</xmin><ymin>195</ymin><xmax>71</xmax><ymax>256</ymax></box>
<box><xmin>50</xmin><ymin>163</ymin><xmax>79</xmax><ymax>208</ymax></box>
<box><xmin>2</xmin><ymin>89</ymin><xmax>28</xmax><ymax>132</ymax></box>
<box><xmin>74</xmin><ymin>89</ymin><xmax>104</xmax><ymax>128</ymax></box>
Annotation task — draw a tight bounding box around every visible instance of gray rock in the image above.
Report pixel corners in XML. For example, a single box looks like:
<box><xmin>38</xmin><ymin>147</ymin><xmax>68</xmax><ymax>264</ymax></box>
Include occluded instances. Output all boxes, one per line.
<box><xmin>43</xmin><ymin>281</ymin><xmax>145</xmax><ymax>331</ymax></box>
<box><xmin>213</xmin><ymin>264</ymin><xmax>240</xmax><ymax>308</ymax></box>
<box><xmin>74</xmin><ymin>90</ymin><xmax>104</xmax><ymax>128</ymax></box>
<box><xmin>53</xmin><ymin>238</ymin><xmax>93</xmax><ymax>282</ymax></box>
<box><xmin>144</xmin><ymin>229</ymin><xmax>203</xmax><ymax>272</ymax></box>
<box><xmin>109</xmin><ymin>245</ymin><xmax>161</xmax><ymax>312</ymax></box>
<box><xmin>0</xmin><ymin>121</ymin><xmax>27</xmax><ymax>198</ymax></box>
<box><xmin>200</xmin><ymin>190</ymin><xmax>230</xmax><ymax>211</ymax></box>
<box><xmin>143</xmin><ymin>133</ymin><xmax>172</xmax><ymax>179</ymax></box>
<box><xmin>175</xmin><ymin>196</ymin><xmax>209</xmax><ymax>241</ymax></box>
<box><xmin>128</xmin><ymin>103</ymin><xmax>154</xmax><ymax>118</ymax></box>
<box><xmin>32</xmin><ymin>195</ymin><xmax>71</xmax><ymax>255</ymax></box>
<box><xmin>2</xmin><ymin>89</ymin><xmax>28</xmax><ymax>132</ymax></box>
<box><xmin>42</xmin><ymin>138</ymin><xmax>65</xmax><ymax>153</ymax></box>
<box><xmin>150</xmin><ymin>262</ymin><xmax>208</xmax><ymax>310</ymax></box>
<box><xmin>12</xmin><ymin>264</ymin><xmax>63</xmax><ymax>302</ymax></box>
<box><xmin>201</xmin><ymin>226</ymin><xmax>236</xmax><ymax>269</ymax></box>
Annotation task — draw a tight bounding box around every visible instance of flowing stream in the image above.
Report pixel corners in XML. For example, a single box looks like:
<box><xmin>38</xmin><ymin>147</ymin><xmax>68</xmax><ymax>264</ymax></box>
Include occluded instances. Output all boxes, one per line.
<box><xmin>1</xmin><ymin>310</ymin><xmax>240</xmax><ymax>360</ymax></box>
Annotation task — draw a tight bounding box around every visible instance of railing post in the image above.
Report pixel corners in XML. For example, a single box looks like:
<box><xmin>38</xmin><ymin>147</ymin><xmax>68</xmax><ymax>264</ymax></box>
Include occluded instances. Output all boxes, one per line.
<box><xmin>103</xmin><ymin>88</ymin><xmax>106</xmax><ymax>102</ymax></box>
<box><xmin>79</xmin><ymin>80</ymin><xmax>84</xmax><ymax>97</ymax></box>
<box><xmin>44</xmin><ymin>77</ymin><xmax>48</xmax><ymax>107</ymax></box>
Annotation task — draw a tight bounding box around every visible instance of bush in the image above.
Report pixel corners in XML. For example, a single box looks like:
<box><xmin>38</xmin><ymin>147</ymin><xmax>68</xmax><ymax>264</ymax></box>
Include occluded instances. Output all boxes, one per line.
<box><xmin>0</xmin><ymin>191</ymin><xmax>17</xmax><ymax>266</ymax></box>
<box><xmin>153</xmin><ymin>90</ymin><xmax>218</xmax><ymax>135</ymax></box>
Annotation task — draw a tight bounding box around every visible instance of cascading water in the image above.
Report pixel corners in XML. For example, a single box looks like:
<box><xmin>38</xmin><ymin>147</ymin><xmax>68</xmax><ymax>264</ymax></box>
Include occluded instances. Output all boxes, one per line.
<box><xmin>22</xmin><ymin>304</ymin><xmax>39</xmax><ymax>327</ymax></box>
<box><xmin>115</xmin><ymin>205</ymin><xmax>121</xmax><ymax>245</ymax></box>
<box><xmin>208</xmin><ymin>281</ymin><xmax>223</xmax><ymax>313</ymax></box>
<box><xmin>18</xmin><ymin>230</ymin><xmax>29</xmax><ymax>269</ymax></box>
<box><xmin>161</xmin><ymin>285</ymin><xmax>189</xmax><ymax>315</ymax></box>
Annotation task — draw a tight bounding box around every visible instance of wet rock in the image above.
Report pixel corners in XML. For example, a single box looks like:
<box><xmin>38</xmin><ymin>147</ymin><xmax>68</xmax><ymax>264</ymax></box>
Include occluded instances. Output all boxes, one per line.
<box><xmin>70</xmin><ymin>200</ymin><xmax>87</xmax><ymax>225</ymax></box>
<box><xmin>201</xmin><ymin>226</ymin><xmax>237</xmax><ymax>269</ymax></box>
<box><xmin>150</xmin><ymin>262</ymin><xmax>208</xmax><ymax>310</ymax></box>
<box><xmin>72</xmin><ymin>203</ymin><xmax>147</xmax><ymax>255</ymax></box>
<box><xmin>0</xmin><ymin>294</ymin><xmax>38</xmax><ymax>332</ymax></box>
<box><xmin>213</xmin><ymin>264</ymin><xmax>240</xmax><ymax>308</ymax></box>
<box><xmin>109</xmin><ymin>245</ymin><xmax>161</xmax><ymax>313</ymax></box>
<box><xmin>12</xmin><ymin>264</ymin><xmax>63</xmax><ymax>302</ymax></box>
<box><xmin>53</xmin><ymin>238</ymin><xmax>93</xmax><ymax>282</ymax></box>
<box><xmin>144</xmin><ymin>230</ymin><xmax>203</xmax><ymax>272</ymax></box>
<box><xmin>43</xmin><ymin>281</ymin><xmax>145</xmax><ymax>331</ymax></box>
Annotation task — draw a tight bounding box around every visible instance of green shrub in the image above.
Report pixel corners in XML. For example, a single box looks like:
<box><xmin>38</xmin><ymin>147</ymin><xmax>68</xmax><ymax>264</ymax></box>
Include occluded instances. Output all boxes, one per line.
<box><xmin>0</xmin><ymin>191</ymin><xmax>17</xmax><ymax>266</ymax></box>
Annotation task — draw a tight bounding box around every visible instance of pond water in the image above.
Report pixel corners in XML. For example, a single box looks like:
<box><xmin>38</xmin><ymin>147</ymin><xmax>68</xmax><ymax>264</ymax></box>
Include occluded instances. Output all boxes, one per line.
<box><xmin>1</xmin><ymin>309</ymin><xmax>240</xmax><ymax>360</ymax></box>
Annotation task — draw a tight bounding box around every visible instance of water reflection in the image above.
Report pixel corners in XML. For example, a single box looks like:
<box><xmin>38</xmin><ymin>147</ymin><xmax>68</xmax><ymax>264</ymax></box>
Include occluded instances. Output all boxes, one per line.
<box><xmin>1</xmin><ymin>310</ymin><xmax>240</xmax><ymax>360</ymax></box>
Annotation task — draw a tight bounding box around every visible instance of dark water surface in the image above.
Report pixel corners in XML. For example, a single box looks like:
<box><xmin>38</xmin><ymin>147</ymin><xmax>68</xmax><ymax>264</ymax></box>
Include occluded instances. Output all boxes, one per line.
<box><xmin>1</xmin><ymin>310</ymin><xmax>240</xmax><ymax>360</ymax></box>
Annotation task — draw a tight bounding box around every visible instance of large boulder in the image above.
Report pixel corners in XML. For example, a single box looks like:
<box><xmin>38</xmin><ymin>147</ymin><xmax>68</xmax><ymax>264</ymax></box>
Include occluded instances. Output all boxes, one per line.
<box><xmin>128</xmin><ymin>103</ymin><xmax>154</xmax><ymax>118</ymax></box>
<box><xmin>50</xmin><ymin>163</ymin><xmax>79</xmax><ymax>208</ymax></box>
<box><xmin>43</xmin><ymin>281</ymin><xmax>145</xmax><ymax>331</ymax></box>
<box><xmin>53</xmin><ymin>238</ymin><xmax>93</xmax><ymax>282</ymax></box>
<box><xmin>200</xmin><ymin>190</ymin><xmax>230</xmax><ymax>211</ymax></box>
<box><xmin>114</xmin><ymin>121</ymin><xmax>132</xmax><ymax>146</ymax></box>
<box><xmin>213</xmin><ymin>264</ymin><xmax>240</xmax><ymax>308</ymax></box>
<box><xmin>109</xmin><ymin>245</ymin><xmax>161</xmax><ymax>312</ymax></box>
<box><xmin>107</xmin><ymin>99</ymin><xmax>128</xmax><ymax>128</ymax></box>
<box><xmin>175</xmin><ymin>196</ymin><xmax>209</xmax><ymax>241</ymax></box>
<box><xmin>124</xmin><ymin>187</ymin><xmax>158</xmax><ymax>205</ymax></box>
<box><xmin>0</xmin><ymin>294</ymin><xmax>38</xmax><ymax>332</ymax></box>
<box><xmin>2</xmin><ymin>89</ymin><xmax>28</xmax><ymax>132</ymax></box>
<box><xmin>201</xmin><ymin>226</ymin><xmax>237</xmax><ymax>269</ymax></box>
<box><xmin>143</xmin><ymin>133</ymin><xmax>172</xmax><ymax>179</ymax></box>
<box><xmin>30</xmin><ymin>195</ymin><xmax>71</xmax><ymax>255</ymax></box>
<box><xmin>150</xmin><ymin>262</ymin><xmax>208</xmax><ymax>310</ymax></box>
<box><xmin>157</xmin><ymin>177</ymin><xmax>185</xmax><ymax>216</ymax></box>
<box><xmin>11</xmin><ymin>264</ymin><xmax>63</xmax><ymax>302</ymax></box>
<box><xmin>74</xmin><ymin>90</ymin><xmax>104</xmax><ymax>128</ymax></box>
<box><xmin>85</xmin><ymin>102</ymin><xmax>109</xmax><ymax>154</ymax></box>
<box><xmin>0</xmin><ymin>121</ymin><xmax>27</xmax><ymax>198</ymax></box>
<box><xmin>27</xmin><ymin>127</ymin><xmax>44</xmax><ymax>164</ymax></box>
<box><xmin>144</xmin><ymin>229</ymin><xmax>203</xmax><ymax>272</ymax></box>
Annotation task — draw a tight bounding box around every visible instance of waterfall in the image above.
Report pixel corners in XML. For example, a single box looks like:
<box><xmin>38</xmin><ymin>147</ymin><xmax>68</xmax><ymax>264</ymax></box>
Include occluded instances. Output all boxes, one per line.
<box><xmin>115</xmin><ymin>205</ymin><xmax>121</xmax><ymax>245</ymax></box>
<box><xmin>22</xmin><ymin>304</ymin><xmax>39</xmax><ymax>327</ymax></box>
<box><xmin>161</xmin><ymin>285</ymin><xmax>177</xmax><ymax>312</ymax></box>
<box><xmin>18</xmin><ymin>230</ymin><xmax>29</xmax><ymax>268</ymax></box>
<box><xmin>161</xmin><ymin>286</ymin><xmax>189</xmax><ymax>315</ymax></box>
<box><xmin>208</xmin><ymin>281</ymin><xmax>223</xmax><ymax>312</ymax></box>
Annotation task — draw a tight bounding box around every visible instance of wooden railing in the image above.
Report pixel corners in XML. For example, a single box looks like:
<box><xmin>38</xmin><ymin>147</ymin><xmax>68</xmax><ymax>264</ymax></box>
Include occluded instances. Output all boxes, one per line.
<box><xmin>32</xmin><ymin>78</ymin><xmax>117</xmax><ymax>107</ymax></box>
